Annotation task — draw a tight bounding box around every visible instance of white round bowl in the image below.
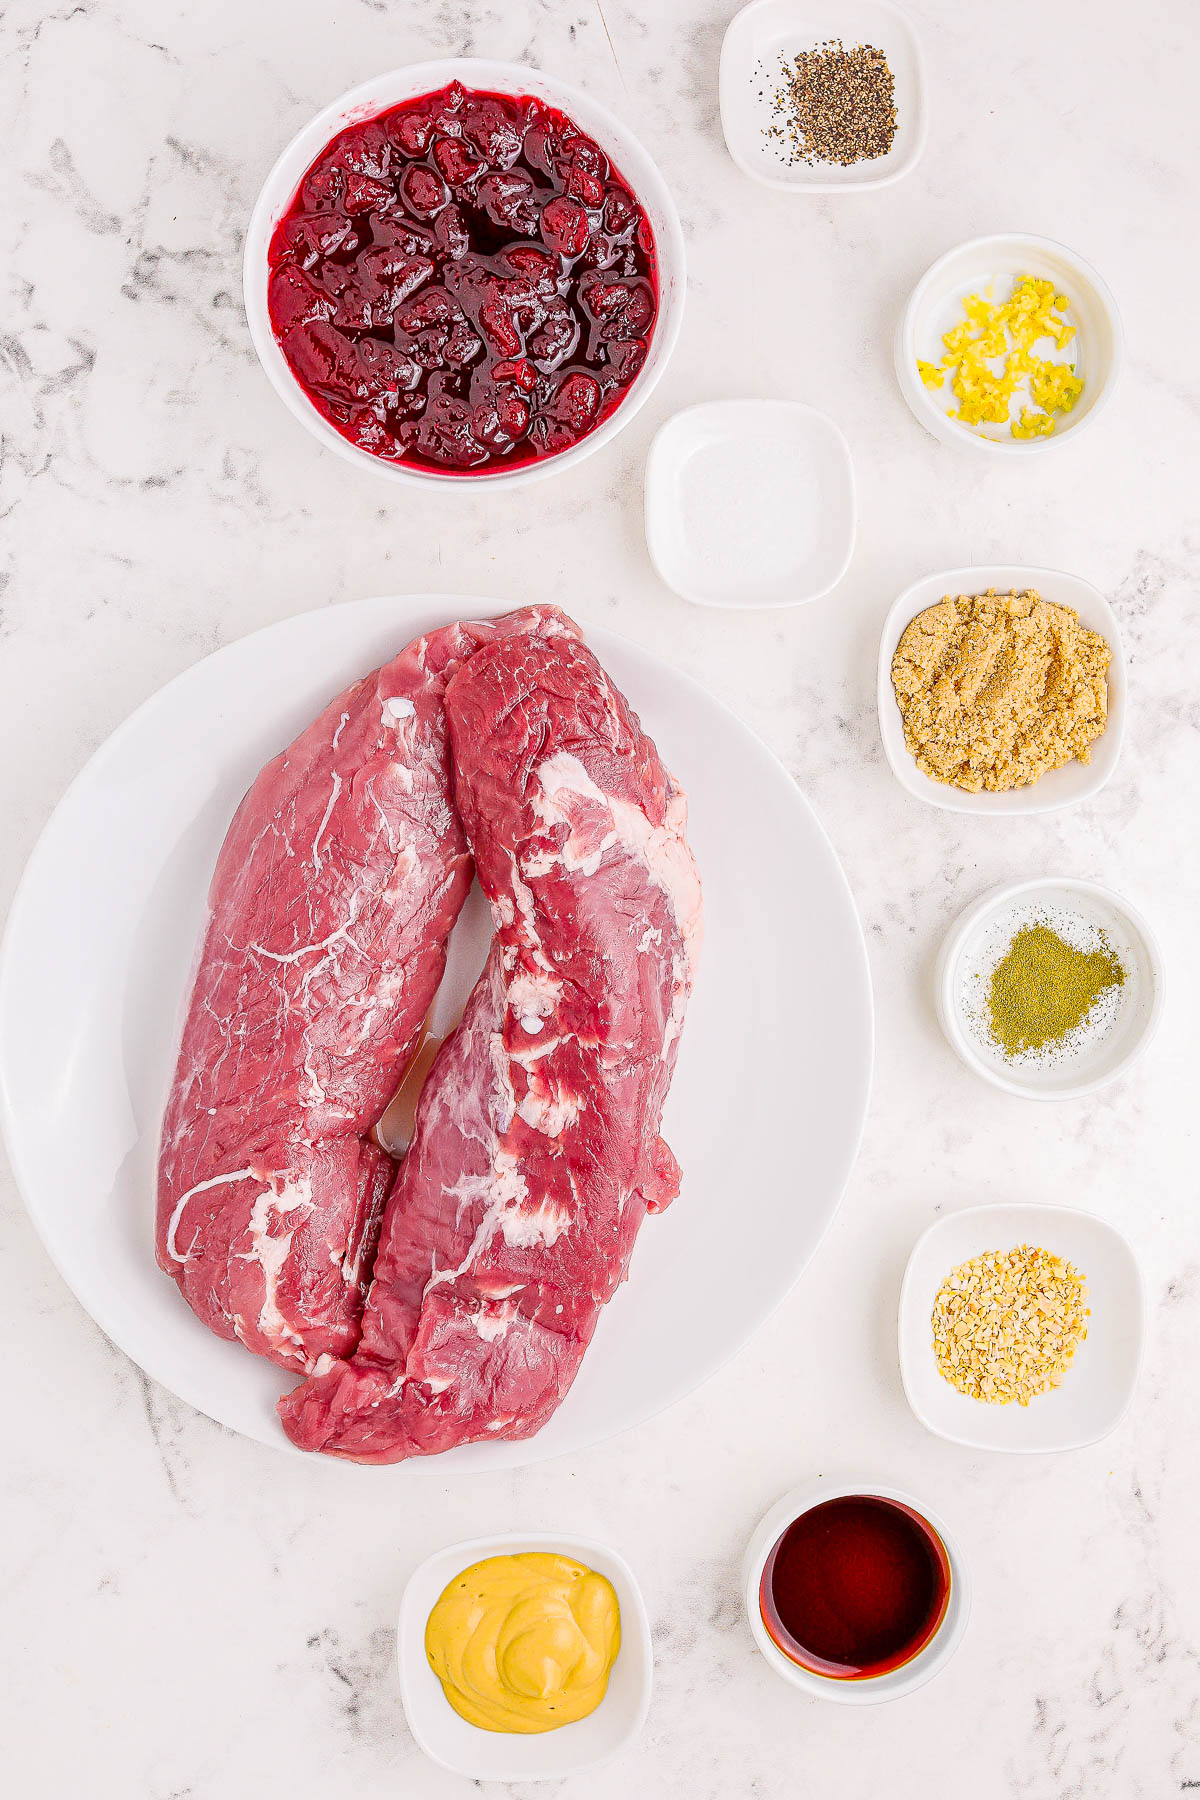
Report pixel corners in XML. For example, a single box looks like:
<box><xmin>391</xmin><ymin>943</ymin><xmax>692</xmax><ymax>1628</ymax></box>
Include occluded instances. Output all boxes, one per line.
<box><xmin>397</xmin><ymin>1531</ymin><xmax>652</xmax><ymax>1781</ymax></box>
<box><xmin>935</xmin><ymin>878</ymin><xmax>1165</xmax><ymax>1100</ymax></box>
<box><xmin>743</xmin><ymin>1480</ymin><xmax>970</xmax><ymax>1703</ymax></box>
<box><xmin>898</xmin><ymin>1202</ymin><xmax>1145</xmax><ymax>1453</ymax></box>
<box><xmin>243</xmin><ymin>60</ymin><xmax>686</xmax><ymax>488</ymax></box>
<box><xmin>895</xmin><ymin>233</ymin><xmax>1122</xmax><ymax>454</ymax></box>
<box><xmin>877</xmin><ymin>563</ymin><xmax>1126</xmax><ymax>815</ymax></box>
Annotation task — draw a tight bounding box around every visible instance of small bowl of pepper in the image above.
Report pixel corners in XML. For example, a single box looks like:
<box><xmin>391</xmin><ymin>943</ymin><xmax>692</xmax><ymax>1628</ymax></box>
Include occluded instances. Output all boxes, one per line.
<box><xmin>719</xmin><ymin>0</ymin><xmax>927</xmax><ymax>192</ymax></box>
<box><xmin>935</xmin><ymin>878</ymin><xmax>1165</xmax><ymax>1100</ymax></box>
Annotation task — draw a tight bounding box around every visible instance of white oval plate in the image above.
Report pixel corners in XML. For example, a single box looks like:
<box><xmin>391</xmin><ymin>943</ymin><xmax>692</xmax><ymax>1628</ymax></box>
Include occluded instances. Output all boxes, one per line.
<box><xmin>0</xmin><ymin>596</ymin><xmax>873</xmax><ymax>1468</ymax></box>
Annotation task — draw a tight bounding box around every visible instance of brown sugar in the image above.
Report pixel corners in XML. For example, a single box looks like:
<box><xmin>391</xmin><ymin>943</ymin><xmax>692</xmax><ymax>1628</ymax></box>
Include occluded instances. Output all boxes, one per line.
<box><xmin>890</xmin><ymin>588</ymin><xmax>1111</xmax><ymax>793</ymax></box>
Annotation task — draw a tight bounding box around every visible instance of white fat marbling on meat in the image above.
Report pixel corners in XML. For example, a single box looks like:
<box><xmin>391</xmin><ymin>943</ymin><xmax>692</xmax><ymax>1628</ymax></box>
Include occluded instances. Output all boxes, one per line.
<box><xmin>532</xmin><ymin>751</ymin><xmax>703</xmax><ymax>977</ymax></box>
<box><xmin>516</xmin><ymin>1082</ymin><xmax>580</xmax><ymax>1138</ymax></box>
<box><xmin>427</xmin><ymin>1145</ymin><xmax>569</xmax><ymax>1295</ymax></box>
<box><xmin>239</xmin><ymin>1179</ymin><xmax>315</xmax><ymax>1351</ymax></box>
<box><xmin>382</xmin><ymin>695</ymin><xmax>416</xmax><ymax>727</ymax></box>
<box><xmin>497</xmin><ymin>1189</ymin><xmax>571</xmax><ymax>1247</ymax></box>
<box><xmin>508</xmin><ymin>866</ymin><xmax>556</xmax><ymax>972</ymax></box>
<box><xmin>509</xmin><ymin>1032</ymin><xmax>563</xmax><ymax>1067</ymax></box>
<box><xmin>471</xmin><ymin>1301</ymin><xmax>519</xmax><ymax>1343</ymax></box>
<box><xmin>508</xmin><ymin>967</ymin><xmax>561</xmax><ymax>1020</ymax></box>
<box><xmin>488</xmin><ymin>1031</ymin><xmax>518</xmax><ymax>1135</ymax></box>
<box><xmin>247</xmin><ymin>914</ymin><xmax>359</xmax><ymax>968</ymax></box>
<box><xmin>309</xmin><ymin>772</ymin><xmax>341</xmax><ymax>874</ymax></box>
<box><xmin>165</xmin><ymin>1166</ymin><xmax>261</xmax><ymax>1262</ymax></box>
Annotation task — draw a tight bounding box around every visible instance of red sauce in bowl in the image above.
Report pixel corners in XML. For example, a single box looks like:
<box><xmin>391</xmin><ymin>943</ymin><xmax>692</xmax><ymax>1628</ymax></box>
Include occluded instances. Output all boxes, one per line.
<box><xmin>760</xmin><ymin>1495</ymin><xmax>951</xmax><ymax>1680</ymax></box>
<box><xmin>266</xmin><ymin>81</ymin><xmax>659</xmax><ymax>475</ymax></box>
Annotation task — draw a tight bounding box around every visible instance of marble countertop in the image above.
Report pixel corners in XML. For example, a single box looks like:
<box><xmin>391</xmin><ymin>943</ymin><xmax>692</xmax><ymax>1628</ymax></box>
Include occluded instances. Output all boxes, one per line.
<box><xmin>3</xmin><ymin>0</ymin><xmax>1198</xmax><ymax>1794</ymax></box>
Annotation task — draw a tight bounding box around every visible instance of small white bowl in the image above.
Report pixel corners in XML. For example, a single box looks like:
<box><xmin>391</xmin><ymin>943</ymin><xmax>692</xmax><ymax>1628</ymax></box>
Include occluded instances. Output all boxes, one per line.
<box><xmin>243</xmin><ymin>59</ymin><xmax>686</xmax><ymax>488</ymax></box>
<box><xmin>720</xmin><ymin>0</ymin><xmax>926</xmax><ymax>191</ymax></box>
<box><xmin>644</xmin><ymin>399</ymin><xmax>856</xmax><ymax>607</ymax></box>
<box><xmin>878</xmin><ymin>564</ymin><xmax>1126</xmax><ymax>814</ymax></box>
<box><xmin>899</xmin><ymin>1202</ymin><xmax>1145</xmax><ymax>1453</ymax></box>
<box><xmin>397</xmin><ymin>1531</ymin><xmax>652</xmax><ymax>1781</ymax></box>
<box><xmin>743</xmin><ymin>1480</ymin><xmax>970</xmax><ymax>1703</ymax></box>
<box><xmin>935</xmin><ymin>877</ymin><xmax>1165</xmax><ymax>1100</ymax></box>
<box><xmin>895</xmin><ymin>233</ymin><xmax>1122</xmax><ymax>454</ymax></box>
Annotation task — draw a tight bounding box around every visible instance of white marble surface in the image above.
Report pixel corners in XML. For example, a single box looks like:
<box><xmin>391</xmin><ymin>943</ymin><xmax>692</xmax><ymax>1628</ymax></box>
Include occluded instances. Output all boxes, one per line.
<box><xmin>2</xmin><ymin>0</ymin><xmax>1198</xmax><ymax>1794</ymax></box>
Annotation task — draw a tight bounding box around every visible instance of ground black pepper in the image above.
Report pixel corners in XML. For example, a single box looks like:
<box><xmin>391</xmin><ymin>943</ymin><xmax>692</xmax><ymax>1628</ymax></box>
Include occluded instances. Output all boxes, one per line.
<box><xmin>761</xmin><ymin>40</ymin><xmax>897</xmax><ymax>168</ymax></box>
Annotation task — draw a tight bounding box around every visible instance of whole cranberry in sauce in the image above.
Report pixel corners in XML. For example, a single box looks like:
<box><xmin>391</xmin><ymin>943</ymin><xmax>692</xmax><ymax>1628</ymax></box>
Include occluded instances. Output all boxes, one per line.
<box><xmin>267</xmin><ymin>82</ymin><xmax>659</xmax><ymax>474</ymax></box>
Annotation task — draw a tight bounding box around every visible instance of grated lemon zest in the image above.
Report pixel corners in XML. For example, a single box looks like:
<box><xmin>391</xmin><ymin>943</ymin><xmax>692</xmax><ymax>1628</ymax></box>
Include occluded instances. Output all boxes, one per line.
<box><xmin>918</xmin><ymin>274</ymin><xmax>1085</xmax><ymax>440</ymax></box>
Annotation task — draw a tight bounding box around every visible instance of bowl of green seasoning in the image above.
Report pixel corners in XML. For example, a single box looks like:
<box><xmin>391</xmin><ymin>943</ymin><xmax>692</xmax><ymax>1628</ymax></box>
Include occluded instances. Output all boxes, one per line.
<box><xmin>935</xmin><ymin>878</ymin><xmax>1164</xmax><ymax>1099</ymax></box>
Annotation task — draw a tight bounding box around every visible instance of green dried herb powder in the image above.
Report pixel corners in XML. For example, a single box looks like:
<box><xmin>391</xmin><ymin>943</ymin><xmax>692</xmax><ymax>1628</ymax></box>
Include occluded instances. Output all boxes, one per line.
<box><xmin>987</xmin><ymin>923</ymin><xmax>1125</xmax><ymax>1059</ymax></box>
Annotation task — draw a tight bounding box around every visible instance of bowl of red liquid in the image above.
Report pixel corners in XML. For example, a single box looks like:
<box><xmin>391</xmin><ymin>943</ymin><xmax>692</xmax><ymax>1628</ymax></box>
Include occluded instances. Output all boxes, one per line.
<box><xmin>243</xmin><ymin>60</ymin><xmax>686</xmax><ymax>485</ymax></box>
<box><xmin>743</xmin><ymin>1480</ymin><xmax>970</xmax><ymax>1702</ymax></box>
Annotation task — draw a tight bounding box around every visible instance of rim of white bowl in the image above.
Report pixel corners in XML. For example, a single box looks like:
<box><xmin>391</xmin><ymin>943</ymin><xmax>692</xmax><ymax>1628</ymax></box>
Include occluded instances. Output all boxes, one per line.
<box><xmin>396</xmin><ymin>1529</ymin><xmax>652</xmax><ymax>1780</ymax></box>
<box><xmin>876</xmin><ymin>562</ymin><xmax>1128</xmax><ymax>815</ymax></box>
<box><xmin>897</xmin><ymin>1201</ymin><xmax>1147</xmax><ymax>1452</ymax></box>
<box><xmin>719</xmin><ymin>0</ymin><xmax>928</xmax><ymax>194</ymax></box>
<box><xmin>934</xmin><ymin>877</ymin><xmax>1166</xmax><ymax>1100</ymax></box>
<box><xmin>242</xmin><ymin>59</ymin><xmax>687</xmax><ymax>488</ymax></box>
<box><xmin>894</xmin><ymin>232</ymin><xmax>1124</xmax><ymax>456</ymax></box>
<box><xmin>742</xmin><ymin>1479</ymin><xmax>971</xmax><ymax>1703</ymax></box>
<box><xmin>642</xmin><ymin>397</ymin><xmax>858</xmax><ymax>608</ymax></box>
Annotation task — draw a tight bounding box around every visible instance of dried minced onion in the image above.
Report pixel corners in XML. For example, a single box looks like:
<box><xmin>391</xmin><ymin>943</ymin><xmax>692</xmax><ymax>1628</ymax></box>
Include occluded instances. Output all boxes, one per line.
<box><xmin>932</xmin><ymin>1244</ymin><xmax>1089</xmax><ymax>1406</ymax></box>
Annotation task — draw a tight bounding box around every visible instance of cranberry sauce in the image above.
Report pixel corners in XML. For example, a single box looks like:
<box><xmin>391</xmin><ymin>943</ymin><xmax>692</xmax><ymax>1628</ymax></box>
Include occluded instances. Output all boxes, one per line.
<box><xmin>760</xmin><ymin>1495</ymin><xmax>951</xmax><ymax>1679</ymax></box>
<box><xmin>267</xmin><ymin>82</ymin><xmax>659</xmax><ymax>474</ymax></box>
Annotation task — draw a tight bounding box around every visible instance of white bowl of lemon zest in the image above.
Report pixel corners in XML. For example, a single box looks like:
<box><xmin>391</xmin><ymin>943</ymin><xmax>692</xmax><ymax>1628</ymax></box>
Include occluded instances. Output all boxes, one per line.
<box><xmin>895</xmin><ymin>232</ymin><xmax>1123</xmax><ymax>454</ymax></box>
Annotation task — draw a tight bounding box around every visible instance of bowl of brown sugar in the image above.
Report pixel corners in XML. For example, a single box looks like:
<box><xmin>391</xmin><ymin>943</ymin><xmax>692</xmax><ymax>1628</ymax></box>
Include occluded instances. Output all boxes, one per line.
<box><xmin>877</xmin><ymin>564</ymin><xmax>1126</xmax><ymax>813</ymax></box>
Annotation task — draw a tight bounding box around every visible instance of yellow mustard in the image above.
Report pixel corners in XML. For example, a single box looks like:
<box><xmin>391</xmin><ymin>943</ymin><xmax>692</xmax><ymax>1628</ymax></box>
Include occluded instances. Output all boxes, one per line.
<box><xmin>425</xmin><ymin>1553</ymin><xmax>621</xmax><ymax>1734</ymax></box>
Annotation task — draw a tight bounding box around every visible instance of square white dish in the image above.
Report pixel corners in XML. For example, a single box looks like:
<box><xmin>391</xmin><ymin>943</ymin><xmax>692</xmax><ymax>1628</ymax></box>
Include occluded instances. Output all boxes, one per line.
<box><xmin>877</xmin><ymin>564</ymin><xmax>1126</xmax><ymax>814</ymax></box>
<box><xmin>898</xmin><ymin>1203</ymin><xmax>1145</xmax><ymax>1453</ymax></box>
<box><xmin>644</xmin><ymin>399</ymin><xmax>856</xmax><ymax>607</ymax></box>
<box><xmin>397</xmin><ymin>1531</ymin><xmax>652</xmax><ymax>1780</ymax></box>
<box><xmin>719</xmin><ymin>0</ymin><xmax>926</xmax><ymax>192</ymax></box>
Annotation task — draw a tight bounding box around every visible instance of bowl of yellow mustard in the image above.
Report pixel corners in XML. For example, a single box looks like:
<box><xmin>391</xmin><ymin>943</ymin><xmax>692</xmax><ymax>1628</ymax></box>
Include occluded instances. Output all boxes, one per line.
<box><xmin>895</xmin><ymin>233</ymin><xmax>1123</xmax><ymax>454</ymax></box>
<box><xmin>397</xmin><ymin>1532</ymin><xmax>652</xmax><ymax>1780</ymax></box>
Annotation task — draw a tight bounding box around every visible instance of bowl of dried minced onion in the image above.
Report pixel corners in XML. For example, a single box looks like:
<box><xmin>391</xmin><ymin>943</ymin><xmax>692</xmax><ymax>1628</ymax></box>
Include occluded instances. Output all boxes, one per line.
<box><xmin>898</xmin><ymin>1202</ymin><xmax>1144</xmax><ymax>1453</ymax></box>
